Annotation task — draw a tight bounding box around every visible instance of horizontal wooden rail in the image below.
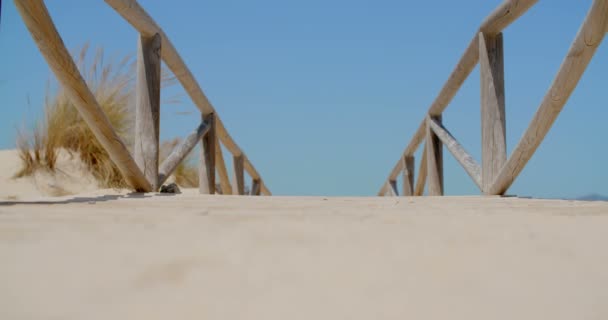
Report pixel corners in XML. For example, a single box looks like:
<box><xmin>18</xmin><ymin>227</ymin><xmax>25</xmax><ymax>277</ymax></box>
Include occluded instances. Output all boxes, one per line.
<box><xmin>158</xmin><ymin>121</ymin><xmax>210</xmax><ymax>186</ymax></box>
<box><xmin>105</xmin><ymin>0</ymin><xmax>271</xmax><ymax>195</ymax></box>
<box><xmin>427</xmin><ymin>117</ymin><xmax>482</xmax><ymax>189</ymax></box>
<box><xmin>14</xmin><ymin>0</ymin><xmax>153</xmax><ymax>192</ymax></box>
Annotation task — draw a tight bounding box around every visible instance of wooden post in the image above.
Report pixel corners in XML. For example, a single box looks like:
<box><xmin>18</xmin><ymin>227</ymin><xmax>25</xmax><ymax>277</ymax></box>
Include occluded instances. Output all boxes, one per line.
<box><xmin>134</xmin><ymin>33</ymin><xmax>162</xmax><ymax>191</ymax></box>
<box><xmin>489</xmin><ymin>0</ymin><xmax>607</xmax><ymax>195</ymax></box>
<box><xmin>251</xmin><ymin>179</ymin><xmax>261</xmax><ymax>196</ymax></box>
<box><xmin>426</xmin><ymin>116</ymin><xmax>443</xmax><ymax>196</ymax></box>
<box><xmin>14</xmin><ymin>0</ymin><xmax>152</xmax><ymax>192</ymax></box>
<box><xmin>199</xmin><ymin>113</ymin><xmax>216</xmax><ymax>194</ymax></box>
<box><xmin>214</xmin><ymin>139</ymin><xmax>232</xmax><ymax>195</ymax></box>
<box><xmin>232</xmin><ymin>155</ymin><xmax>245</xmax><ymax>195</ymax></box>
<box><xmin>479</xmin><ymin>32</ymin><xmax>506</xmax><ymax>193</ymax></box>
<box><xmin>388</xmin><ymin>180</ymin><xmax>399</xmax><ymax>197</ymax></box>
<box><xmin>414</xmin><ymin>144</ymin><xmax>427</xmax><ymax>196</ymax></box>
<box><xmin>105</xmin><ymin>0</ymin><xmax>271</xmax><ymax>195</ymax></box>
<box><xmin>402</xmin><ymin>156</ymin><xmax>415</xmax><ymax>196</ymax></box>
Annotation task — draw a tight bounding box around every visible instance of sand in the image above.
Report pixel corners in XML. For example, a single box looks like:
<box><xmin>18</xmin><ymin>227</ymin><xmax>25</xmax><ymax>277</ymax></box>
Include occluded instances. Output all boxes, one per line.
<box><xmin>1</xmin><ymin>149</ymin><xmax>608</xmax><ymax>319</ymax></box>
<box><xmin>0</xmin><ymin>149</ymin><xmax>100</xmax><ymax>200</ymax></box>
<box><xmin>1</xmin><ymin>191</ymin><xmax>608</xmax><ymax>320</ymax></box>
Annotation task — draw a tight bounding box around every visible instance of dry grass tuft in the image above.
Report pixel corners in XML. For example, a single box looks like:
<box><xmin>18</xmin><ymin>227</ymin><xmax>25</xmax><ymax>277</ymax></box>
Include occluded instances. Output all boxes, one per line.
<box><xmin>16</xmin><ymin>44</ymin><xmax>181</xmax><ymax>189</ymax></box>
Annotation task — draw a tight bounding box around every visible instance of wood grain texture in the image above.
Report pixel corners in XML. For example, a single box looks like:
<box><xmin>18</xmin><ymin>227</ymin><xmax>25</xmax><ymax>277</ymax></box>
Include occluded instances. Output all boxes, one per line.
<box><xmin>14</xmin><ymin>0</ymin><xmax>152</xmax><ymax>192</ymax></box>
<box><xmin>232</xmin><ymin>155</ymin><xmax>245</xmax><ymax>195</ymax></box>
<box><xmin>402</xmin><ymin>156</ymin><xmax>415</xmax><ymax>196</ymax></box>
<box><xmin>427</xmin><ymin>117</ymin><xmax>482</xmax><ymax>190</ymax></box>
<box><xmin>414</xmin><ymin>144</ymin><xmax>428</xmax><ymax>196</ymax></box>
<box><xmin>479</xmin><ymin>32</ymin><xmax>506</xmax><ymax>194</ymax></box>
<box><xmin>489</xmin><ymin>0</ymin><xmax>608</xmax><ymax>195</ymax></box>
<box><xmin>480</xmin><ymin>0</ymin><xmax>538</xmax><ymax>36</ymax></box>
<box><xmin>214</xmin><ymin>139</ymin><xmax>232</xmax><ymax>195</ymax></box>
<box><xmin>199</xmin><ymin>113</ymin><xmax>216</xmax><ymax>194</ymax></box>
<box><xmin>426</xmin><ymin>117</ymin><xmax>443</xmax><ymax>196</ymax></box>
<box><xmin>134</xmin><ymin>33</ymin><xmax>162</xmax><ymax>191</ymax></box>
<box><xmin>104</xmin><ymin>0</ymin><xmax>270</xmax><ymax>194</ymax></box>
<box><xmin>158</xmin><ymin>121</ymin><xmax>210</xmax><ymax>187</ymax></box>
<box><xmin>380</xmin><ymin>0</ymin><xmax>538</xmax><ymax>195</ymax></box>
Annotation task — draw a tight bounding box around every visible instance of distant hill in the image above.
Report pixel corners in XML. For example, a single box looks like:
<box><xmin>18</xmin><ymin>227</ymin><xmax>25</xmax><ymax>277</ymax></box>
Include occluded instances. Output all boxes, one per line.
<box><xmin>575</xmin><ymin>194</ymin><xmax>608</xmax><ymax>202</ymax></box>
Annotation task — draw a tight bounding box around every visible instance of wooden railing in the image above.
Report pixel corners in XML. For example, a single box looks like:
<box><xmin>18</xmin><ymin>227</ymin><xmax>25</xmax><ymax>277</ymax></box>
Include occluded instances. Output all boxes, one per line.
<box><xmin>379</xmin><ymin>0</ymin><xmax>608</xmax><ymax>197</ymax></box>
<box><xmin>14</xmin><ymin>0</ymin><xmax>271</xmax><ymax>195</ymax></box>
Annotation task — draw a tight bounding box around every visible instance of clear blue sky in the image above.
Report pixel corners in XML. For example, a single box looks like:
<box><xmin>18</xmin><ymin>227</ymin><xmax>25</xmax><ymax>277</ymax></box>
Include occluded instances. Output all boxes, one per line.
<box><xmin>1</xmin><ymin>0</ymin><xmax>606</xmax><ymax>197</ymax></box>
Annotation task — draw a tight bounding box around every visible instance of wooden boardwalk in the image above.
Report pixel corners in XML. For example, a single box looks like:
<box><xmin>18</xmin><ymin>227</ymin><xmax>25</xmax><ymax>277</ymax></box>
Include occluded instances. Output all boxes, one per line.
<box><xmin>1</xmin><ymin>193</ymin><xmax>607</xmax><ymax>319</ymax></box>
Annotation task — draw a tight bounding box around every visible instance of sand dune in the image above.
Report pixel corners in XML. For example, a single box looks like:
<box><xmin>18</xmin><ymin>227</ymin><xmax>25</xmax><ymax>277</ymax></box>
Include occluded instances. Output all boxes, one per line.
<box><xmin>0</xmin><ymin>149</ymin><xmax>115</xmax><ymax>200</ymax></box>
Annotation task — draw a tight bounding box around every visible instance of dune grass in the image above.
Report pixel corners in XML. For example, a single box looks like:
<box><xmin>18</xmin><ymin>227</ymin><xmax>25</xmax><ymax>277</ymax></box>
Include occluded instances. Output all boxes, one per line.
<box><xmin>16</xmin><ymin>44</ymin><xmax>197</xmax><ymax>190</ymax></box>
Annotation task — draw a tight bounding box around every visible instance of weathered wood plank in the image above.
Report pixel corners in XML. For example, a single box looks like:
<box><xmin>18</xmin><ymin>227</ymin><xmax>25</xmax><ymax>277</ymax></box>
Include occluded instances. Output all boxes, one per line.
<box><xmin>426</xmin><ymin>117</ymin><xmax>444</xmax><ymax>196</ymax></box>
<box><xmin>14</xmin><ymin>0</ymin><xmax>152</xmax><ymax>192</ymax></box>
<box><xmin>427</xmin><ymin>117</ymin><xmax>482</xmax><ymax>190</ymax></box>
<box><xmin>214</xmin><ymin>139</ymin><xmax>232</xmax><ymax>195</ymax></box>
<box><xmin>134</xmin><ymin>33</ymin><xmax>162</xmax><ymax>191</ymax></box>
<box><xmin>104</xmin><ymin>0</ymin><xmax>270</xmax><ymax>195</ymax></box>
<box><xmin>232</xmin><ymin>155</ymin><xmax>245</xmax><ymax>195</ymax></box>
<box><xmin>489</xmin><ymin>0</ymin><xmax>608</xmax><ymax>195</ymax></box>
<box><xmin>380</xmin><ymin>0</ymin><xmax>538</xmax><ymax>194</ymax></box>
<box><xmin>414</xmin><ymin>144</ymin><xmax>428</xmax><ymax>196</ymax></box>
<box><xmin>479</xmin><ymin>32</ymin><xmax>506</xmax><ymax>193</ymax></box>
<box><xmin>402</xmin><ymin>156</ymin><xmax>415</xmax><ymax>196</ymax></box>
<box><xmin>251</xmin><ymin>179</ymin><xmax>261</xmax><ymax>196</ymax></box>
<box><xmin>158</xmin><ymin>121</ymin><xmax>210</xmax><ymax>187</ymax></box>
<box><xmin>480</xmin><ymin>0</ymin><xmax>538</xmax><ymax>36</ymax></box>
<box><xmin>199</xmin><ymin>113</ymin><xmax>216</xmax><ymax>194</ymax></box>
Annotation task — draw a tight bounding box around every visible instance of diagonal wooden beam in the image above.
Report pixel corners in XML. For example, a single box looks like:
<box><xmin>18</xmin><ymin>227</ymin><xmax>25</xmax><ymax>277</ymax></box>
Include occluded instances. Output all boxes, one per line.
<box><xmin>380</xmin><ymin>1</ymin><xmax>538</xmax><ymax>195</ymax></box>
<box><xmin>14</xmin><ymin>0</ymin><xmax>152</xmax><ymax>192</ymax></box>
<box><xmin>158</xmin><ymin>121</ymin><xmax>210</xmax><ymax>187</ymax></box>
<box><xmin>104</xmin><ymin>0</ymin><xmax>271</xmax><ymax>195</ymax></box>
<box><xmin>427</xmin><ymin>117</ymin><xmax>482</xmax><ymax>190</ymax></box>
<box><xmin>489</xmin><ymin>0</ymin><xmax>608</xmax><ymax>195</ymax></box>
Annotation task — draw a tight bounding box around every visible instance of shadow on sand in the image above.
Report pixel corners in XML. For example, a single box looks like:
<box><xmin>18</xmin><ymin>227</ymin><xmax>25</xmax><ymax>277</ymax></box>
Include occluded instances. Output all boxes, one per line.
<box><xmin>0</xmin><ymin>192</ymin><xmax>177</xmax><ymax>206</ymax></box>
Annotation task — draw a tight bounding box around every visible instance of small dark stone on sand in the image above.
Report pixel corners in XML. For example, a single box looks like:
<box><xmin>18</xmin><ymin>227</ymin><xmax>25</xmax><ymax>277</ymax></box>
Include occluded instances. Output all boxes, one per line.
<box><xmin>160</xmin><ymin>183</ymin><xmax>181</xmax><ymax>194</ymax></box>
